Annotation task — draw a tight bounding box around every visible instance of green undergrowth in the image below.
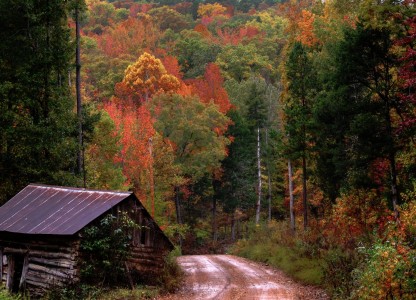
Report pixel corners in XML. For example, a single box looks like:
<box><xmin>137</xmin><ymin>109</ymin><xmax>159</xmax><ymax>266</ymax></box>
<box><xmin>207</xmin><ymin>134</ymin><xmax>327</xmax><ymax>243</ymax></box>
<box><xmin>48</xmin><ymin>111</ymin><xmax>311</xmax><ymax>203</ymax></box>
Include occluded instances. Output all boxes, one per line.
<box><xmin>158</xmin><ymin>246</ymin><xmax>184</xmax><ymax>293</ymax></box>
<box><xmin>230</xmin><ymin>220</ymin><xmax>325</xmax><ymax>286</ymax></box>
<box><xmin>97</xmin><ymin>287</ymin><xmax>159</xmax><ymax>300</ymax></box>
<box><xmin>44</xmin><ymin>284</ymin><xmax>158</xmax><ymax>300</ymax></box>
<box><xmin>0</xmin><ymin>285</ymin><xmax>26</xmax><ymax>300</ymax></box>
<box><xmin>2</xmin><ymin>283</ymin><xmax>159</xmax><ymax>300</ymax></box>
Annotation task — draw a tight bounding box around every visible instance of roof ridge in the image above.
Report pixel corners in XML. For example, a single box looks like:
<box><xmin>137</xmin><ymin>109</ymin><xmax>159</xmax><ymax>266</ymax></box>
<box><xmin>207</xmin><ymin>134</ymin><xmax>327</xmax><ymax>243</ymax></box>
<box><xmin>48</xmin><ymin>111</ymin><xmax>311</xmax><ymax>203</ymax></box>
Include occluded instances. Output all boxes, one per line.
<box><xmin>29</xmin><ymin>183</ymin><xmax>132</xmax><ymax>195</ymax></box>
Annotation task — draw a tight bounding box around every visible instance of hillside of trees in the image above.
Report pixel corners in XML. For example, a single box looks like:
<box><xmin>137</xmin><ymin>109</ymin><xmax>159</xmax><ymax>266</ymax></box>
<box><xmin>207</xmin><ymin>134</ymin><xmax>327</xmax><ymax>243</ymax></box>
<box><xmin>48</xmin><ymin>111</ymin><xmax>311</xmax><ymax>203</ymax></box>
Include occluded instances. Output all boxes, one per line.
<box><xmin>1</xmin><ymin>0</ymin><xmax>415</xmax><ymax>298</ymax></box>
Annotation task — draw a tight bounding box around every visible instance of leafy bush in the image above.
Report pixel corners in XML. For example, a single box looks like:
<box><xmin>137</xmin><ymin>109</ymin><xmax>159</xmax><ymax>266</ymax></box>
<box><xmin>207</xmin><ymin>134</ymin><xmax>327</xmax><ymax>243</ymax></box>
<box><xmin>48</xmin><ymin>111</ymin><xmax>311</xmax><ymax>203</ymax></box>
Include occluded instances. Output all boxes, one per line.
<box><xmin>351</xmin><ymin>240</ymin><xmax>416</xmax><ymax>299</ymax></box>
<box><xmin>322</xmin><ymin>247</ymin><xmax>361</xmax><ymax>299</ymax></box>
<box><xmin>79</xmin><ymin>212</ymin><xmax>138</xmax><ymax>285</ymax></box>
<box><xmin>158</xmin><ymin>246</ymin><xmax>183</xmax><ymax>293</ymax></box>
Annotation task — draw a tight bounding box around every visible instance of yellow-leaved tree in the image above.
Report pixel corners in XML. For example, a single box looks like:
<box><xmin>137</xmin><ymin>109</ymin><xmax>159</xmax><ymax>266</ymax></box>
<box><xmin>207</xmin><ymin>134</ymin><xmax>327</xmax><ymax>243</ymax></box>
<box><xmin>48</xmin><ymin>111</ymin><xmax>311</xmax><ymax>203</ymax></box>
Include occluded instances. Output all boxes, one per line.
<box><xmin>123</xmin><ymin>52</ymin><xmax>180</xmax><ymax>103</ymax></box>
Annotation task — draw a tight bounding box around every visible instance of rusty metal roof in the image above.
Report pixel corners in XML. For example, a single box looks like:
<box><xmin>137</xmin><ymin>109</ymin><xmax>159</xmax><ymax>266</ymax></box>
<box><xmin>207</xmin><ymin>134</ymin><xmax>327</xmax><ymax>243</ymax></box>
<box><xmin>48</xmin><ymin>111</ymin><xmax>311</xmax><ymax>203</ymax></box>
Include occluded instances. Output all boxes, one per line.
<box><xmin>0</xmin><ymin>184</ymin><xmax>132</xmax><ymax>235</ymax></box>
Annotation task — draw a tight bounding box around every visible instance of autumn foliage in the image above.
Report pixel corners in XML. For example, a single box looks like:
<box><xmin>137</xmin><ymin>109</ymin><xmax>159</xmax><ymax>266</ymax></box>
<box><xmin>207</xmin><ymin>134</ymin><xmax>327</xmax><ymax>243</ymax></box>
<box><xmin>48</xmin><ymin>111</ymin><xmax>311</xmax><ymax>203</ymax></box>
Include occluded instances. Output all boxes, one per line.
<box><xmin>296</xmin><ymin>10</ymin><xmax>319</xmax><ymax>47</ymax></box>
<box><xmin>64</xmin><ymin>0</ymin><xmax>416</xmax><ymax>296</ymax></box>
<box><xmin>187</xmin><ymin>63</ymin><xmax>232</xmax><ymax>114</ymax></box>
<box><xmin>123</xmin><ymin>52</ymin><xmax>180</xmax><ymax>103</ymax></box>
<box><xmin>96</xmin><ymin>17</ymin><xmax>160</xmax><ymax>58</ymax></box>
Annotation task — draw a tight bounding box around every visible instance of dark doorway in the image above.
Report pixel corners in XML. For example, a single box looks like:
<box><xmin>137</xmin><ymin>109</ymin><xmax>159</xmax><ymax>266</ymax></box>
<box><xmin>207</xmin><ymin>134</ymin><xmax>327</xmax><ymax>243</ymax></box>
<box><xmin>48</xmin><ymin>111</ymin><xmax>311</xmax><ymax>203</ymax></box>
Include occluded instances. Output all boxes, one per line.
<box><xmin>11</xmin><ymin>254</ymin><xmax>24</xmax><ymax>293</ymax></box>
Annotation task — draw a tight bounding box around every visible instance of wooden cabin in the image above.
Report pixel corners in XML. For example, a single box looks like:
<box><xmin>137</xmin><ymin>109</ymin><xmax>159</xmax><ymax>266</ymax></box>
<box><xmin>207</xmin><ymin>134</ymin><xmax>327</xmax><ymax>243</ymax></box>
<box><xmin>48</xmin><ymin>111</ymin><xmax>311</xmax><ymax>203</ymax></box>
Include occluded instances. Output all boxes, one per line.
<box><xmin>0</xmin><ymin>184</ymin><xmax>173</xmax><ymax>296</ymax></box>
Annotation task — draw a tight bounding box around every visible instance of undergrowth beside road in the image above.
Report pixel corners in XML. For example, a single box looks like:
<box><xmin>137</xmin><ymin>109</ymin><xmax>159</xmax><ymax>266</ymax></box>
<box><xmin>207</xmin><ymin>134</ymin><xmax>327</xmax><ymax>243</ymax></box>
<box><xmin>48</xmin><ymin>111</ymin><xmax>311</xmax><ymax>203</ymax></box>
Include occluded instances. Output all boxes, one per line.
<box><xmin>230</xmin><ymin>220</ymin><xmax>325</xmax><ymax>286</ymax></box>
<box><xmin>0</xmin><ymin>285</ymin><xmax>20</xmax><ymax>300</ymax></box>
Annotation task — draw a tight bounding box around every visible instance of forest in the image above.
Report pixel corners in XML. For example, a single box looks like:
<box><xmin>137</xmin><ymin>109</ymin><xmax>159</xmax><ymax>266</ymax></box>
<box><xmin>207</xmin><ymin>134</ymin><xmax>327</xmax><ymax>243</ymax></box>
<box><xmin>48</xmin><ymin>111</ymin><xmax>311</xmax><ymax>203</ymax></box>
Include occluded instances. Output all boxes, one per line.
<box><xmin>0</xmin><ymin>0</ymin><xmax>415</xmax><ymax>298</ymax></box>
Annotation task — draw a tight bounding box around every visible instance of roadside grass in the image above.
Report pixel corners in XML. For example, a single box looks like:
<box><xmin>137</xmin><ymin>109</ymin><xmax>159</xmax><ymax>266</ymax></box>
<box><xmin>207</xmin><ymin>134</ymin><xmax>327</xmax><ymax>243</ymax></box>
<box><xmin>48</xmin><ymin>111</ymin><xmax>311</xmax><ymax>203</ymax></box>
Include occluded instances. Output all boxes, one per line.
<box><xmin>230</xmin><ymin>221</ymin><xmax>325</xmax><ymax>286</ymax></box>
<box><xmin>44</xmin><ymin>285</ymin><xmax>159</xmax><ymax>300</ymax></box>
<box><xmin>97</xmin><ymin>287</ymin><xmax>158</xmax><ymax>300</ymax></box>
<box><xmin>0</xmin><ymin>285</ymin><xmax>21</xmax><ymax>300</ymax></box>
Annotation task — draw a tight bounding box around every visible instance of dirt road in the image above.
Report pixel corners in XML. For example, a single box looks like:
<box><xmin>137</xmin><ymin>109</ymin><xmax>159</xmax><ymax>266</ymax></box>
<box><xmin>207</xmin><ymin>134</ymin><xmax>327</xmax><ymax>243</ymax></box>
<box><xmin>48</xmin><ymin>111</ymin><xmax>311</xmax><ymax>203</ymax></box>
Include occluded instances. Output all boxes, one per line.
<box><xmin>159</xmin><ymin>255</ymin><xmax>328</xmax><ymax>300</ymax></box>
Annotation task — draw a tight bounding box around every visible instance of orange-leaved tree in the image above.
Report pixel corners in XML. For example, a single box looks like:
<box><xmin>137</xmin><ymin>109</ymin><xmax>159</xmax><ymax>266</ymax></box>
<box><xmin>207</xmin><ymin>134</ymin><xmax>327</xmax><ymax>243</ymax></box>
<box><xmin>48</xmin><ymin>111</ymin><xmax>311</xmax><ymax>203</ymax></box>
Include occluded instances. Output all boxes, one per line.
<box><xmin>96</xmin><ymin>17</ymin><xmax>160</xmax><ymax>58</ymax></box>
<box><xmin>105</xmin><ymin>101</ymin><xmax>162</xmax><ymax>218</ymax></box>
<box><xmin>187</xmin><ymin>63</ymin><xmax>232</xmax><ymax>115</ymax></box>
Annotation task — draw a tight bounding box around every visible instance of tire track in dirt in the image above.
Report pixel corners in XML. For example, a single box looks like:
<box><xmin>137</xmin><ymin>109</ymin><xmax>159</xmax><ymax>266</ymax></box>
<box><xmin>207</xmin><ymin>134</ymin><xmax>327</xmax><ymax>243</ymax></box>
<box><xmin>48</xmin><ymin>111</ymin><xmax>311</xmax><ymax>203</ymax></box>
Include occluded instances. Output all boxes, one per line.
<box><xmin>157</xmin><ymin>255</ymin><xmax>329</xmax><ymax>300</ymax></box>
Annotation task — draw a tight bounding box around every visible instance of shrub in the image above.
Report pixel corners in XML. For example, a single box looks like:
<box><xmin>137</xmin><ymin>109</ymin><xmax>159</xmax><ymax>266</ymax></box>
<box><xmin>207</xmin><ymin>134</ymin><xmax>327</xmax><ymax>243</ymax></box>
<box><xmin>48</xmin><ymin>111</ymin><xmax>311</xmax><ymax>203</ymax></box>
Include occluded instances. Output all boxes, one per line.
<box><xmin>158</xmin><ymin>246</ymin><xmax>183</xmax><ymax>293</ymax></box>
<box><xmin>79</xmin><ymin>212</ymin><xmax>138</xmax><ymax>286</ymax></box>
<box><xmin>322</xmin><ymin>247</ymin><xmax>361</xmax><ymax>299</ymax></box>
<box><xmin>351</xmin><ymin>241</ymin><xmax>416</xmax><ymax>299</ymax></box>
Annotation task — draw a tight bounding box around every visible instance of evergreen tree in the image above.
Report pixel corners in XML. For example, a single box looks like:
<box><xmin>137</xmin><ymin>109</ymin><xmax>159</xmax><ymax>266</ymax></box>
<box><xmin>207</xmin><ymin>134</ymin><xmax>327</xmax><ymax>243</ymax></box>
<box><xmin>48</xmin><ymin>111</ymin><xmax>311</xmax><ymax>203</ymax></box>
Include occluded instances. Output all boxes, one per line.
<box><xmin>314</xmin><ymin>23</ymin><xmax>401</xmax><ymax>212</ymax></box>
<box><xmin>0</xmin><ymin>0</ymin><xmax>83</xmax><ymax>204</ymax></box>
<box><xmin>284</xmin><ymin>41</ymin><xmax>316</xmax><ymax>228</ymax></box>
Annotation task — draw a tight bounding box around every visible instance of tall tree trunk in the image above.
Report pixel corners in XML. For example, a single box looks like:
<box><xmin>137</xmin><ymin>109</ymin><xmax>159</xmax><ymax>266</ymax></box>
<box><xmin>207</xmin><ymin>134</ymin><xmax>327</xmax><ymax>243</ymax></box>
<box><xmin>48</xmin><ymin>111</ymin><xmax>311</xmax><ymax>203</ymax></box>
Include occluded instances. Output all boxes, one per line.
<box><xmin>302</xmin><ymin>154</ymin><xmax>308</xmax><ymax>229</ymax></box>
<box><xmin>255</xmin><ymin>127</ymin><xmax>262</xmax><ymax>225</ymax></box>
<box><xmin>288</xmin><ymin>159</ymin><xmax>295</xmax><ymax>232</ymax></box>
<box><xmin>75</xmin><ymin>5</ymin><xmax>85</xmax><ymax>187</ymax></box>
<box><xmin>212</xmin><ymin>197</ymin><xmax>217</xmax><ymax>242</ymax></box>
<box><xmin>265</xmin><ymin>128</ymin><xmax>272</xmax><ymax>222</ymax></box>
<box><xmin>385</xmin><ymin>103</ymin><xmax>399</xmax><ymax>220</ymax></box>
<box><xmin>231</xmin><ymin>212</ymin><xmax>236</xmax><ymax>242</ymax></box>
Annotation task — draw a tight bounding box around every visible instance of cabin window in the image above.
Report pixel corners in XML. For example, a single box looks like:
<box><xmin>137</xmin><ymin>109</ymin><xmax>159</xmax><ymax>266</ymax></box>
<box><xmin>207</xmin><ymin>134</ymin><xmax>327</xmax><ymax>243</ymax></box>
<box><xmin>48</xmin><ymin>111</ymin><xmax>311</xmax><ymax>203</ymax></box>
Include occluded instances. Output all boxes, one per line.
<box><xmin>140</xmin><ymin>226</ymin><xmax>147</xmax><ymax>245</ymax></box>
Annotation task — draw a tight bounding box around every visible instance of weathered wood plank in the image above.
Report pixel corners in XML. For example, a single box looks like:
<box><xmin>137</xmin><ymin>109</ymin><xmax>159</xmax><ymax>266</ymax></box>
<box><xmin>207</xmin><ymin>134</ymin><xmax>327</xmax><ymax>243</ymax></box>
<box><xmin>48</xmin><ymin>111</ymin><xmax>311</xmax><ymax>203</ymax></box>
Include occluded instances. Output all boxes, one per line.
<box><xmin>130</xmin><ymin>252</ymin><xmax>163</xmax><ymax>260</ymax></box>
<box><xmin>29</xmin><ymin>257</ymin><xmax>76</xmax><ymax>269</ymax></box>
<box><xmin>26</xmin><ymin>271</ymin><xmax>68</xmax><ymax>284</ymax></box>
<box><xmin>128</xmin><ymin>257</ymin><xmax>163</xmax><ymax>268</ymax></box>
<box><xmin>29</xmin><ymin>250</ymin><xmax>76</xmax><ymax>260</ymax></box>
<box><xmin>19</xmin><ymin>255</ymin><xmax>29</xmax><ymax>291</ymax></box>
<box><xmin>1</xmin><ymin>243</ymin><xmax>77</xmax><ymax>255</ymax></box>
<box><xmin>6</xmin><ymin>255</ymin><xmax>14</xmax><ymax>292</ymax></box>
<box><xmin>125</xmin><ymin>262</ymin><xmax>134</xmax><ymax>290</ymax></box>
<box><xmin>26</xmin><ymin>277</ymin><xmax>52</xmax><ymax>288</ymax></box>
<box><xmin>3</xmin><ymin>247</ymin><xmax>28</xmax><ymax>255</ymax></box>
<box><xmin>131</xmin><ymin>246</ymin><xmax>157</xmax><ymax>252</ymax></box>
<box><xmin>29</xmin><ymin>263</ymin><xmax>76</xmax><ymax>278</ymax></box>
<box><xmin>0</xmin><ymin>248</ymin><xmax>3</xmax><ymax>284</ymax></box>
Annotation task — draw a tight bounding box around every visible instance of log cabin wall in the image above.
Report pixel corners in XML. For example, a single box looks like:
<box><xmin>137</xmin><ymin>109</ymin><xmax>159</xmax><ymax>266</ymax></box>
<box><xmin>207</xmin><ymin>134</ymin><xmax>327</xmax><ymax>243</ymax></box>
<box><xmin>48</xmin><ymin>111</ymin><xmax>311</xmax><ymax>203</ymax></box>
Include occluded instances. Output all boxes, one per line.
<box><xmin>117</xmin><ymin>198</ymin><xmax>174</xmax><ymax>275</ymax></box>
<box><xmin>0</xmin><ymin>235</ymin><xmax>80</xmax><ymax>297</ymax></box>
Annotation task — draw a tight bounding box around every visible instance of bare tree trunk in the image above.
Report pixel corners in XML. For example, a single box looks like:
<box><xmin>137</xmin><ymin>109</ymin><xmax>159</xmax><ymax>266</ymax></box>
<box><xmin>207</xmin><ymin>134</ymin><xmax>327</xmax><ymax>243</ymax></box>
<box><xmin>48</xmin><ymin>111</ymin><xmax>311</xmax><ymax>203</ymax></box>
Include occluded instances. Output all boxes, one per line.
<box><xmin>265</xmin><ymin>128</ymin><xmax>272</xmax><ymax>222</ymax></box>
<box><xmin>288</xmin><ymin>159</ymin><xmax>295</xmax><ymax>232</ymax></box>
<box><xmin>255</xmin><ymin>127</ymin><xmax>262</xmax><ymax>225</ymax></box>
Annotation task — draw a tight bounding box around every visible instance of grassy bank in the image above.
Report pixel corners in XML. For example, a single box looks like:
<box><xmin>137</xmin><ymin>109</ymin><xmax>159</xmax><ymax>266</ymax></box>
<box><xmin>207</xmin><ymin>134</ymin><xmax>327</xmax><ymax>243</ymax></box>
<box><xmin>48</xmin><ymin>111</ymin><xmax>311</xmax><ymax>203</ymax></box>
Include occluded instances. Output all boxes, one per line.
<box><xmin>230</xmin><ymin>220</ymin><xmax>325</xmax><ymax>286</ymax></box>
